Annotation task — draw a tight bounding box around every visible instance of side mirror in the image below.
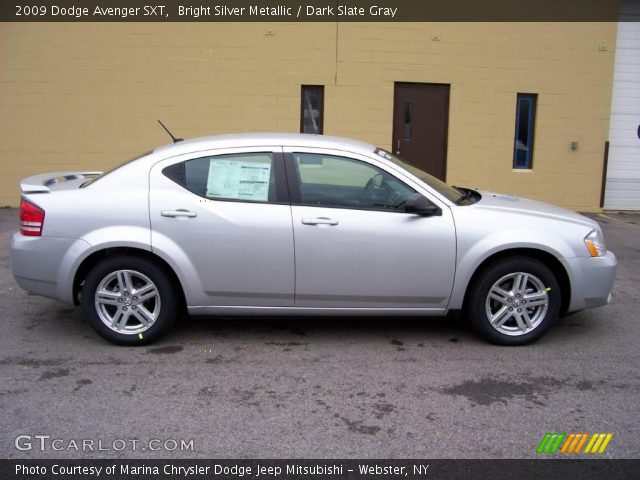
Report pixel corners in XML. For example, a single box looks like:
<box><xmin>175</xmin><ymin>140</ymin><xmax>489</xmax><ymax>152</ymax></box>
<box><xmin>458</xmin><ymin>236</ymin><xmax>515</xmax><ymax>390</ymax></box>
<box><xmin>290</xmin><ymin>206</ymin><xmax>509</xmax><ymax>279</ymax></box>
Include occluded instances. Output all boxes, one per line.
<box><xmin>404</xmin><ymin>193</ymin><xmax>441</xmax><ymax>216</ymax></box>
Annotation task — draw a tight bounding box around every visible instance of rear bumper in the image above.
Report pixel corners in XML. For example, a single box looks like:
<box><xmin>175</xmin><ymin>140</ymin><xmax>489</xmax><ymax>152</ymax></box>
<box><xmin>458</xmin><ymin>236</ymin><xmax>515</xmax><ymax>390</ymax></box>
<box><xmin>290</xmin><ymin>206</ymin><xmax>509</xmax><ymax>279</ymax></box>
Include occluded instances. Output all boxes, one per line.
<box><xmin>563</xmin><ymin>251</ymin><xmax>617</xmax><ymax>312</ymax></box>
<box><xmin>10</xmin><ymin>233</ymin><xmax>89</xmax><ymax>304</ymax></box>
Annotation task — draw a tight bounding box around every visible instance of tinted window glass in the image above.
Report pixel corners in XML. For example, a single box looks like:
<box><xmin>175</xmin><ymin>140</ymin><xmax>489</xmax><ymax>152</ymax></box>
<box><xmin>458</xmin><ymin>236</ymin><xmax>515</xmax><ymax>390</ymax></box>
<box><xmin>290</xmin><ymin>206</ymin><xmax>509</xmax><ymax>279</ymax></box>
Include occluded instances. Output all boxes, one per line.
<box><xmin>513</xmin><ymin>93</ymin><xmax>537</xmax><ymax>169</ymax></box>
<box><xmin>375</xmin><ymin>149</ymin><xmax>464</xmax><ymax>204</ymax></box>
<box><xmin>293</xmin><ymin>153</ymin><xmax>414</xmax><ymax>211</ymax></box>
<box><xmin>165</xmin><ymin>153</ymin><xmax>276</xmax><ymax>203</ymax></box>
<box><xmin>300</xmin><ymin>85</ymin><xmax>324</xmax><ymax>134</ymax></box>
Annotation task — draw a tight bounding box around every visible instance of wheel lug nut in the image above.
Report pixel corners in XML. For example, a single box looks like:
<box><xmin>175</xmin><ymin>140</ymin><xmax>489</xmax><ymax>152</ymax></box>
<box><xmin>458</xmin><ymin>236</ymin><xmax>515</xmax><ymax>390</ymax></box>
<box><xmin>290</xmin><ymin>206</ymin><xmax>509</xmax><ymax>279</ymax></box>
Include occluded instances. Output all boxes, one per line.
<box><xmin>123</xmin><ymin>306</ymin><xmax>128</xmax><ymax>311</ymax></box>
<box><xmin>507</xmin><ymin>298</ymin><xmax>512</xmax><ymax>302</ymax></box>
<box><xmin>118</xmin><ymin>298</ymin><xmax>123</xmax><ymax>303</ymax></box>
<box><xmin>517</xmin><ymin>308</ymin><xmax>522</xmax><ymax>312</ymax></box>
<box><xmin>133</xmin><ymin>296</ymin><xmax>138</xmax><ymax>301</ymax></box>
<box><xmin>132</xmin><ymin>305</ymin><xmax>137</xmax><ymax>310</ymax></box>
<box><xmin>509</xmin><ymin>307</ymin><xmax>513</xmax><ymax>311</ymax></box>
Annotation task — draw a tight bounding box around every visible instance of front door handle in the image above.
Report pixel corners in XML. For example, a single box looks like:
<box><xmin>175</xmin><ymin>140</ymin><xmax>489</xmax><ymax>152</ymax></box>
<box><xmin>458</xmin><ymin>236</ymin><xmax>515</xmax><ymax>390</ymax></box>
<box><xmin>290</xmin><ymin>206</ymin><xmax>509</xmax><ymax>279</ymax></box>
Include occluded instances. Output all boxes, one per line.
<box><xmin>161</xmin><ymin>209</ymin><xmax>198</xmax><ymax>218</ymax></box>
<box><xmin>302</xmin><ymin>217</ymin><xmax>339</xmax><ymax>226</ymax></box>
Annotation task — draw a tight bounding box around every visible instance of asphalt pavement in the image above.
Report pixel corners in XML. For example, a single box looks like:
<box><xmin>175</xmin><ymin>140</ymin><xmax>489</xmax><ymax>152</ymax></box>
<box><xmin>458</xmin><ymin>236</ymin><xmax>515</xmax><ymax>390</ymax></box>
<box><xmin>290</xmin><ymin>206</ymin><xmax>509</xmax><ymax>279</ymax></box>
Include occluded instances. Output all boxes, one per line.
<box><xmin>0</xmin><ymin>208</ymin><xmax>638</xmax><ymax>459</ymax></box>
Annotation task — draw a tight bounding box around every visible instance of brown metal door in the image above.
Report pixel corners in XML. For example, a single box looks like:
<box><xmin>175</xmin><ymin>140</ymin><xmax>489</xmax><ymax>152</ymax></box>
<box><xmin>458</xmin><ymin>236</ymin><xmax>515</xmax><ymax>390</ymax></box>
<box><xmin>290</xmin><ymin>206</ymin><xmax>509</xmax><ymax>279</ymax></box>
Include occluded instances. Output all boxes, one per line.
<box><xmin>392</xmin><ymin>83</ymin><xmax>450</xmax><ymax>181</ymax></box>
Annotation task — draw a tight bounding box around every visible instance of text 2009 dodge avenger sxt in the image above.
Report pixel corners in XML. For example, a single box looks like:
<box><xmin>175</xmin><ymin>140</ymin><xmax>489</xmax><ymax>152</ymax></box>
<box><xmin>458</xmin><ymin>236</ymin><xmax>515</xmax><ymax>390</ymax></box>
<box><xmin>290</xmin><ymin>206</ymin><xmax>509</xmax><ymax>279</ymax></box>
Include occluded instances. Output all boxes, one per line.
<box><xmin>11</xmin><ymin>133</ymin><xmax>617</xmax><ymax>345</ymax></box>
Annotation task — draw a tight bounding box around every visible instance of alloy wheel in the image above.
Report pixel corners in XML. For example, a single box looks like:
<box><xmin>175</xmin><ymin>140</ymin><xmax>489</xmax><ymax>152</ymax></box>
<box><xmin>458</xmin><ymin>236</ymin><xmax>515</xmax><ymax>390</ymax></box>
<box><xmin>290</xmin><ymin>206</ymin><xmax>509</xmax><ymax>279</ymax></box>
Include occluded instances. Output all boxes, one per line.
<box><xmin>485</xmin><ymin>271</ymin><xmax>549</xmax><ymax>336</ymax></box>
<box><xmin>94</xmin><ymin>269</ymin><xmax>161</xmax><ymax>334</ymax></box>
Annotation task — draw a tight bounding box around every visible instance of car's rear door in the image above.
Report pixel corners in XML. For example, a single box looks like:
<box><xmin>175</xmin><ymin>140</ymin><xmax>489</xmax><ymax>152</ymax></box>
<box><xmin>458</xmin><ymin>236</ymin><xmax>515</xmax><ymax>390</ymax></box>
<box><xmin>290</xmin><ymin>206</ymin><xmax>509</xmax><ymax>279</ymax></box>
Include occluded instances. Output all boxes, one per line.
<box><xmin>285</xmin><ymin>147</ymin><xmax>456</xmax><ymax>311</ymax></box>
<box><xmin>149</xmin><ymin>147</ymin><xmax>294</xmax><ymax>309</ymax></box>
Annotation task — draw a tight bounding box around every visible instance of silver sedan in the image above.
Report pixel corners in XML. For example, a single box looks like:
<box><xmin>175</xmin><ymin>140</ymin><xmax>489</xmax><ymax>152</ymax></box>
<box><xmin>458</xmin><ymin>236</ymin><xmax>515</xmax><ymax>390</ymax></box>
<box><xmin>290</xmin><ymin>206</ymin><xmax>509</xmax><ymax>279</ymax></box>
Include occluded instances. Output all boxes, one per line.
<box><xmin>11</xmin><ymin>133</ymin><xmax>617</xmax><ymax>345</ymax></box>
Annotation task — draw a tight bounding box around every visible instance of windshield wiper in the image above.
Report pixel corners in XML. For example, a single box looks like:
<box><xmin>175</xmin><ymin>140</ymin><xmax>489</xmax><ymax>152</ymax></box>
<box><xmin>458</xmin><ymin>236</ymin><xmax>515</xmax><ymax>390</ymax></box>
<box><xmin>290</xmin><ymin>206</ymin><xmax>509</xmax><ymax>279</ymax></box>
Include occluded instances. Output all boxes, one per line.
<box><xmin>392</xmin><ymin>199</ymin><xmax>408</xmax><ymax>210</ymax></box>
<box><xmin>453</xmin><ymin>186</ymin><xmax>474</xmax><ymax>204</ymax></box>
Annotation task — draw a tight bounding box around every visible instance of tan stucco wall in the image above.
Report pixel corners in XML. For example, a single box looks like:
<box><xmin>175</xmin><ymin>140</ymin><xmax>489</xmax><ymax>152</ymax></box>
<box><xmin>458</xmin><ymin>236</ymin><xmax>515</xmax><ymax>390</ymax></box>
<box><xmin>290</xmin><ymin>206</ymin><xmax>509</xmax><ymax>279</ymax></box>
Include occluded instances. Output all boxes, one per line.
<box><xmin>0</xmin><ymin>22</ymin><xmax>616</xmax><ymax>209</ymax></box>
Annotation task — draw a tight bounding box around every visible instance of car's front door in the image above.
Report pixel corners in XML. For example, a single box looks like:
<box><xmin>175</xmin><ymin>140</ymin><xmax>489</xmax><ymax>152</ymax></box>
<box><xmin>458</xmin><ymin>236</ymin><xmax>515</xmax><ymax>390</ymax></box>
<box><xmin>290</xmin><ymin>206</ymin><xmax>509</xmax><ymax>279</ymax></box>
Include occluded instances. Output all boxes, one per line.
<box><xmin>285</xmin><ymin>148</ymin><xmax>456</xmax><ymax>310</ymax></box>
<box><xmin>149</xmin><ymin>147</ymin><xmax>294</xmax><ymax>309</ymax></box>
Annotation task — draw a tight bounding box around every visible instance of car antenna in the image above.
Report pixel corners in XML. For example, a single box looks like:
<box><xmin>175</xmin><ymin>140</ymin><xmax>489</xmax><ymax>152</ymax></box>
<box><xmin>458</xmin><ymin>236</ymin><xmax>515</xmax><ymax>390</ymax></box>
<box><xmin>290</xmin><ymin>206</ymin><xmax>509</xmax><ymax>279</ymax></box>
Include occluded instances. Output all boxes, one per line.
<box><xmin>157</xmin><ymin>120</ymin><xmax>183</xmax><ymax>143</ymax></box>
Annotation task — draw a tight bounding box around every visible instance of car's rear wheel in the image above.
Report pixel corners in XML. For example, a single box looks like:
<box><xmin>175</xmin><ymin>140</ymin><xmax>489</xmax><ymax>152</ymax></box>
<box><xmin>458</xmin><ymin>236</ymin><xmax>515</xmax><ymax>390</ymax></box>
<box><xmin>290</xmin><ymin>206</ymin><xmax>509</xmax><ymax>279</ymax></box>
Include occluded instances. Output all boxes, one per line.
<box><xmin>82</xmin><ymin>255</ymin><xmax>177</xmax><ymax>345</ymax></box>
<box><xmin>469</xmin><ymin>256</ymin><xmax>561</xmax><ymax>345</ymax></box>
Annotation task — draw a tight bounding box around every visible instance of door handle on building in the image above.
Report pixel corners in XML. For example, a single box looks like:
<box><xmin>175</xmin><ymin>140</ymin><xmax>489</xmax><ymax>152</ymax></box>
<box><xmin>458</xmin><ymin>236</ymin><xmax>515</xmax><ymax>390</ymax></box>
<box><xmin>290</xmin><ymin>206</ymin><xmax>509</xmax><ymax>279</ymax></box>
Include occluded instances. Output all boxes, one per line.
<box><xmin>301</xmin><ymin>217</ymin><xmax>339</xmax><ymax>226</ymax></box>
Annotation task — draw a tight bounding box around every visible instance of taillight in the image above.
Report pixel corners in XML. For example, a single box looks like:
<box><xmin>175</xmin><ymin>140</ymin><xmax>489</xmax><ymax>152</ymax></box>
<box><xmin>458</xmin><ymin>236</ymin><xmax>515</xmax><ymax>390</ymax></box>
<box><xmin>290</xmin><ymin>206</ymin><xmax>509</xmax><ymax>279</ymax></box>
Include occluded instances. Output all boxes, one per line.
<box><xmin>20</xmin><ymin>198</ymin><xmax>45</xmax><ymax>236</ymax></box>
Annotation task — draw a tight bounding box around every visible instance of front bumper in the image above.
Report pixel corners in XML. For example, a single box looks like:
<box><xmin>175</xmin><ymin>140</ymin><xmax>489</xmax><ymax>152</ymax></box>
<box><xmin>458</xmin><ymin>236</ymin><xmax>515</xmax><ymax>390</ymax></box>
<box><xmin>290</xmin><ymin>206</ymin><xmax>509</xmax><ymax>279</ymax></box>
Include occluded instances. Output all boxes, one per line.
<box><xmin>562</xmin><ymin>251</ymin><xmax>618</xmax><ymax>312</ymax></box>
<box><xmin>10</xmin><ymin>233</ymin><xmax>89</xmax><ymax>304</ymax></box>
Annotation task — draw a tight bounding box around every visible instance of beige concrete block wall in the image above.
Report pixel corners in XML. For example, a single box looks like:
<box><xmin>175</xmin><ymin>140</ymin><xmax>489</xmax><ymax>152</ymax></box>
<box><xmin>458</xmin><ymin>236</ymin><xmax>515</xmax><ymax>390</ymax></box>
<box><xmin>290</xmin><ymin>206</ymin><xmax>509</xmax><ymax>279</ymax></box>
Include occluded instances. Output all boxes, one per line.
<box><xmin>0</xmin><ymin>22</ymin><xmax>616</xmax><ymax>210</ymax></box>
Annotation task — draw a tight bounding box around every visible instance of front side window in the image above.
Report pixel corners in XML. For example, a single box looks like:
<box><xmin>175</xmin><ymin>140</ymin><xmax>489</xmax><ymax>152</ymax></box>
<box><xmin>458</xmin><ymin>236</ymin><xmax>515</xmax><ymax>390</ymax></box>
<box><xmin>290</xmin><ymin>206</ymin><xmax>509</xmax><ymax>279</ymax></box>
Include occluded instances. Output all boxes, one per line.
<box><xmin>164</xmin><ymin>152</ymin><xmax>276</xmax><ymax>203</ymax></box>
<box><xmin>513</xmin><ymin>93</ymin><xmax>537</xmax><ymax>169</ymax></box>
<box><xmin>293</xmin><ymin>153</ymin><xmax>414</xmax><ymax>211</ymax></box>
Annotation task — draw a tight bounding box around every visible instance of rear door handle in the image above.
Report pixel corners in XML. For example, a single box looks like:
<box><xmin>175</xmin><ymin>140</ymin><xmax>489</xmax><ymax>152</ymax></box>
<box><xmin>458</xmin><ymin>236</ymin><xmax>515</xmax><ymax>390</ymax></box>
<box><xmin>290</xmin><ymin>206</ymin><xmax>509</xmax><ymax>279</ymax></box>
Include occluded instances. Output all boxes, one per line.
<box><xmin>301</xmin><ymin>217</ymin><xmax>338</xmax><ymax>226</ymax></box>
<box><xmin>161</xmin><ymin>209</ymin><xmax>198</xmax><ymax>218</ymax></box>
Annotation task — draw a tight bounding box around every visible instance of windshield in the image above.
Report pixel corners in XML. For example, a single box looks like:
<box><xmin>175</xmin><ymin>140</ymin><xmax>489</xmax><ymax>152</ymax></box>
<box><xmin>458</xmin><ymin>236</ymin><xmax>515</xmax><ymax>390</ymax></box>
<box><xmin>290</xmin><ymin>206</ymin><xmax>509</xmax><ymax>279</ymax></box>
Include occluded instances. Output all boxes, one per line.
<box><xmin>80</xmin><ymin>151</ymin><xmax>152</xmax><ymax>187</ymax></box>
<box><xmin>374</xmin><ymin>149</ymin><xmax>467</xmax><ymax>204</ymax></box>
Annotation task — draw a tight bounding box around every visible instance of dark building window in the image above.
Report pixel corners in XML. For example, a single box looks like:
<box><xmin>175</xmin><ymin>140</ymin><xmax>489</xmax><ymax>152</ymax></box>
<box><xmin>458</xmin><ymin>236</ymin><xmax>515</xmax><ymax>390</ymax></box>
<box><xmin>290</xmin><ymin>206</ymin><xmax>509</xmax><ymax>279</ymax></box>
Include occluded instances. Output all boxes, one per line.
<box><xmin>403</xmin><ymin>102</ymin><xmax>412</xmax><ymax>139</ymax></box>
<box><xmin>300</xmin><ymin>85</ymin><xmax>324</xmax><ymax>134</ymax></box>
<box><xmin>513</xmin><ymin>93</ymin><xmax>537</xmax><ymax>169</ymax></box>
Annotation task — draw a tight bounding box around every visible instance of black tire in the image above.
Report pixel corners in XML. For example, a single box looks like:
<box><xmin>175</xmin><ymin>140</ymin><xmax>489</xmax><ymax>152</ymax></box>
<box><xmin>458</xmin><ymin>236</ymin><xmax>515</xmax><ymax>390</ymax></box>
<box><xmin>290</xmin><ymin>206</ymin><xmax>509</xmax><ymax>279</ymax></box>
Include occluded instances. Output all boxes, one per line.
<box><xmin>468</xmin><ymin>256</ymin><xmax>561</xmax><ymax>346</ymax></box>
<box><xmin>82</xmin><ymin>255</ymin><xmax>177</xmax><ymax>345</ymax></box>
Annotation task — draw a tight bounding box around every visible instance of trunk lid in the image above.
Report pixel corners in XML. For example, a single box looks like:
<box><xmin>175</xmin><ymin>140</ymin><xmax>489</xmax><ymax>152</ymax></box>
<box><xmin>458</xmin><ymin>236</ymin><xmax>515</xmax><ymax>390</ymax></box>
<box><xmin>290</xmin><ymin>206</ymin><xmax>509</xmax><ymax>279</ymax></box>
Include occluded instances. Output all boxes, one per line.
<box><xmin>20</xmin><ymin>171</ymin><xmax>102</xmax><ymax>193</ymax></box>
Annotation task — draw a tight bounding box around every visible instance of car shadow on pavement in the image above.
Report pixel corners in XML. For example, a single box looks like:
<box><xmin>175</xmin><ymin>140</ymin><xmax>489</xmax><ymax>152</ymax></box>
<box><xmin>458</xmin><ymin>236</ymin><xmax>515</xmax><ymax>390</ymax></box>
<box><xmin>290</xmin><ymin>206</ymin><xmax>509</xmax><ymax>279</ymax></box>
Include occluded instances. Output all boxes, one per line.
<box><xmin>172</xmin><ymin>312</ymin><xmax>480</xmax><ymax>345</ymax></box>
<box><xmin>23</xmin><ymin>299</ymin><xmax>606</xmax><ymax>348</ymax></box>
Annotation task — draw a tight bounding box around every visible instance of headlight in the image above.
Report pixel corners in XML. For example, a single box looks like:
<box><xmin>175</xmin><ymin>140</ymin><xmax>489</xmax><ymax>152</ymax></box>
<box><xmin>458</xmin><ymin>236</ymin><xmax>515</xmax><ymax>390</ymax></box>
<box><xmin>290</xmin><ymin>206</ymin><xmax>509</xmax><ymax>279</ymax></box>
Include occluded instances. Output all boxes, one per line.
<box><xmin>584</xmin><ymin>229</ymin><xmax>607</xmax><ymax>257</ymax></box>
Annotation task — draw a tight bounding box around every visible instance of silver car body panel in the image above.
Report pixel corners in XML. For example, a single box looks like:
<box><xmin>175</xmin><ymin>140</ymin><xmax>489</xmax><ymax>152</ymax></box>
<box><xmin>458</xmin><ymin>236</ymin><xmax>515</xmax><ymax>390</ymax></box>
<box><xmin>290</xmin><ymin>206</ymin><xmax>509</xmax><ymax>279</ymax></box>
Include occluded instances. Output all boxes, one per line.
<box><xmin>446</xmin><ymin>195</ymin><xmax>608</xmax><ymax>312</ymax></box>
<box><xmin>11</xmin><ymin>235</ymin><xmax>89</xmax><ymax>302</ymax></box>
<box><xmin>283</xmin><ymin>146</ymin><xmax>456</xmax><ymax>309</ymax></box>
<box><xmin>561</xmin><ymin>253</ymin><xmax>617</xmax><ymax>310</ymax></box>
<box><xmin>149</xmin><ymin>146</ymin><xmax>295</xmax><ymax>307</ymax></box>
<box><xmin>10</xmin><ymin>133</ymin><xmax>617</xmax><ymax>317</ymax></box>
<box><xmin>187</xmin><ymin>306</ymin><xmax>447</xmax><ymax>316</ymax></box>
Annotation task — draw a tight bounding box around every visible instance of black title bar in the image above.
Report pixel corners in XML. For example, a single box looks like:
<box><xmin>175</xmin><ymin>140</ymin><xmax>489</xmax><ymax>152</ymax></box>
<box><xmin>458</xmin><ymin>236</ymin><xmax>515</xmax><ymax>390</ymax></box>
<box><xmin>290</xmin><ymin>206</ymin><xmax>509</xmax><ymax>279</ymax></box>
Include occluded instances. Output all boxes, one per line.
<box><xmin>2</xmin><ymin>459</ymin><xmax>640</xmax><ymax>480</ymax></box>
<box><xmin>0</xmin><ymin>0</ymin><xmax>628</xmax><ymax>22</ymax></box>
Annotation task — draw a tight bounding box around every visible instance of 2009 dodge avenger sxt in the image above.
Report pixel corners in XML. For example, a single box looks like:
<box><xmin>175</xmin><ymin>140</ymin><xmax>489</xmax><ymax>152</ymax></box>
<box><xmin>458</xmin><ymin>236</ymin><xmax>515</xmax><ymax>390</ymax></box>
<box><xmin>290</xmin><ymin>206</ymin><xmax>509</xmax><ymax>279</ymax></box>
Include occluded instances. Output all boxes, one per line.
<box><xmin>11</xmin><ymin>133</ymin><xmax>617</xmax><ymax>345</ymax></box>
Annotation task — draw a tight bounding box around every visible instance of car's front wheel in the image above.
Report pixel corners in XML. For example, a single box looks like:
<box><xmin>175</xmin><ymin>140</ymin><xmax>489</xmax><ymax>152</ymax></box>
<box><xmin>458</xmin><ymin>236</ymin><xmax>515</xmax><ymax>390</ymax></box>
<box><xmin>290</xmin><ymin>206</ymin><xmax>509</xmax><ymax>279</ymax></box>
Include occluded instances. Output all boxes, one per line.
<box><xmin>82</xmin><ymin>255</ymin><xmax>177</xmax><ymax>345</ymax></box>
<box><xmin>469</xmin><ymin>256</ymin><xmax>561</xmax><ymax>345</ymax></box>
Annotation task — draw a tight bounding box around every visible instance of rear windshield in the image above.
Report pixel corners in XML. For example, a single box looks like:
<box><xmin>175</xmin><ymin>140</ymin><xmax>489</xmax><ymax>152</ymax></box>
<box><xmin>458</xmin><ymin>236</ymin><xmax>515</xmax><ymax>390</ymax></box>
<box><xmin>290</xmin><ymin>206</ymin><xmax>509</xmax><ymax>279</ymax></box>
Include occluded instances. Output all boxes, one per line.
<box><xmin>80</xmin><ymin>151</ymin><xmax>152</xmax><ymax>187</ymax></box>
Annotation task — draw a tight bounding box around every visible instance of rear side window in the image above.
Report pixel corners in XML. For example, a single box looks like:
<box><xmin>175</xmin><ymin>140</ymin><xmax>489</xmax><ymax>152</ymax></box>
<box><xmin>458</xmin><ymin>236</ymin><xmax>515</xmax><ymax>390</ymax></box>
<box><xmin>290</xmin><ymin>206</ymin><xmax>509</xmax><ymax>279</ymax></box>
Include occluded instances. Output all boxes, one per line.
<box><xmin>163</xmin><ymin>152</ymin><xmax>277</xmax><ymax>203</ymax></box>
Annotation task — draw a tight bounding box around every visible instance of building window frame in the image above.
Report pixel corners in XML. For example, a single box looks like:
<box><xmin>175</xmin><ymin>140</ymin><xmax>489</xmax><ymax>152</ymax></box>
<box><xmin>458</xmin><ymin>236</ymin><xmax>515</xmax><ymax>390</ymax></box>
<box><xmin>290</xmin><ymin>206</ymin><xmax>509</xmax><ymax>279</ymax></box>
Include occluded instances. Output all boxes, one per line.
<box><xmin>300</xmin><ymin>85</ymin><xmax>324</xmax><ymax>135</ymax></box>
<box><xmin>513</xmin><ymin>93</ymin><xmax>538</xmax><ymax>169</ymax></box>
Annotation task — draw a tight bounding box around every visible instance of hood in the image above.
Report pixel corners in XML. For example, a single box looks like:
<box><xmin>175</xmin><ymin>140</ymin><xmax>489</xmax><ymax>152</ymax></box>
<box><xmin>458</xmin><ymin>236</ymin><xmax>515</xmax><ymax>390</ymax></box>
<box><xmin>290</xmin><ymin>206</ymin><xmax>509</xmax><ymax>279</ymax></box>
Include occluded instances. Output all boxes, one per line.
<box><xmin>473</xmin><ymin>191</ymin><xmax>599</xmax><ymax>229</ymax></box>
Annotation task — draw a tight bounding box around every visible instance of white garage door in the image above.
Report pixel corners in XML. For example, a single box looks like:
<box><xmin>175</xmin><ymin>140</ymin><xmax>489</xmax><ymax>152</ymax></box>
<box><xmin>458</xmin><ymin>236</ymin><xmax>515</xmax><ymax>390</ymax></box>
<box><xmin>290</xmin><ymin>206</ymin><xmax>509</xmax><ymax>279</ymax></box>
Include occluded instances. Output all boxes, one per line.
<box><xmin>604</xmin><ymin>15</ymin><xmax>640</xmax><ymax>210</ymax></box>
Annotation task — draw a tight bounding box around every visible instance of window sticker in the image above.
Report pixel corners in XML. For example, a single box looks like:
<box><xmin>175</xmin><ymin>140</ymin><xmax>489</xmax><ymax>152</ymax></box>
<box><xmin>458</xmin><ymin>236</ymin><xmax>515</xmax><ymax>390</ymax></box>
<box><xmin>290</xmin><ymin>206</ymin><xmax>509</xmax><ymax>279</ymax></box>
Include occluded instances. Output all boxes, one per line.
<box><xmin>206</xmin><ymin>158</ymin><xmax>271</xmax><ymax>201</ymax></box>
